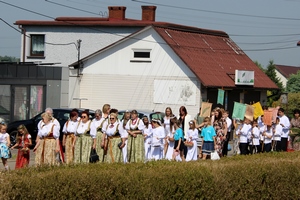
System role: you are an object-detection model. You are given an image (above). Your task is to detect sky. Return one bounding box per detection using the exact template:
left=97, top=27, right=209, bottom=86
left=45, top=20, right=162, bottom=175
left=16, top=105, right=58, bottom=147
left=0, top=0, right=300, bottom=68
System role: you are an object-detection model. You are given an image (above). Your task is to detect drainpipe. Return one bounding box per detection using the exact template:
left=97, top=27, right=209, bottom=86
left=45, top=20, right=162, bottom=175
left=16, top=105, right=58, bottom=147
left=18, top=25, right=26, bottom=62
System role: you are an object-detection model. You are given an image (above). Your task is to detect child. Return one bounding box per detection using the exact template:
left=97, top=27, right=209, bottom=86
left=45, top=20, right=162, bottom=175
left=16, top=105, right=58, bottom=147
left=11, top=124, right=32, bottom=169
left=262, top=125, right=273, bottom=152
left=185, top=120, right=198, bottom=161
left=236, top=118, right=252, bottom=155
left=173, top=118, right=185, bottom=161
left=272, top=117, right=282, bottom=152
left=201, top=117, right=216, bottom=160
left=249, top=120, right=260, bottom=154
left=142, top=116, right=152, bottom=161
left=0, top=123, right=11, bottom=171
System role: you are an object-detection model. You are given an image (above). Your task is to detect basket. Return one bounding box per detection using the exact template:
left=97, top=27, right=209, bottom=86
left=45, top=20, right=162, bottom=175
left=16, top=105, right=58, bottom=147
left=168, top=137, right=175, bottom=142
left=184, top=141, right=193, bottom=147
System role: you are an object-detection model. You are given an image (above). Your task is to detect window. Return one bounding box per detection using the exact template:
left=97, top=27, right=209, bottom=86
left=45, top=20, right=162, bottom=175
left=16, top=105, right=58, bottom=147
left=30, top=35, right=45, bottom=56
left=131, top=49, right=151, bottom=63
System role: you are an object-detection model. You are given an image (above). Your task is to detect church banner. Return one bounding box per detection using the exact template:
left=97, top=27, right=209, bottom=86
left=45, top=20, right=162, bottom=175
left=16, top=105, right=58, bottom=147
left=232, top=102, right=247, bottom=120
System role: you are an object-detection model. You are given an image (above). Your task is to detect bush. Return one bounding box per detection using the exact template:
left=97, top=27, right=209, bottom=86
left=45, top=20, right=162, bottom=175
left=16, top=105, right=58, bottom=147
left=1, top=152, right=300, bottom=199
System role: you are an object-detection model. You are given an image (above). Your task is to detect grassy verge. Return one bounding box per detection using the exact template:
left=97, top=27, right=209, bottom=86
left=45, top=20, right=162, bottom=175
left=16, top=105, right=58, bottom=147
left=1, top=152, right=300, bottom=199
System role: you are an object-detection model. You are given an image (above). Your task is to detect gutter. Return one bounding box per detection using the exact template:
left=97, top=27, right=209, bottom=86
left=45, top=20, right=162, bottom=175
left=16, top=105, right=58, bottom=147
left=18, top=25, right=26, bottom=62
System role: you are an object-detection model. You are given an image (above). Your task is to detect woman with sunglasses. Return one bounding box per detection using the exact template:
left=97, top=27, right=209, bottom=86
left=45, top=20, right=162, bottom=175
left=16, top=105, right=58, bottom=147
left=11, top=124, right=32, bottom=169
left=125, top=110, right=145, bottom=163
left=73, top=111, right=94, bottom=163
left=102, top=113, right=122, bottom=163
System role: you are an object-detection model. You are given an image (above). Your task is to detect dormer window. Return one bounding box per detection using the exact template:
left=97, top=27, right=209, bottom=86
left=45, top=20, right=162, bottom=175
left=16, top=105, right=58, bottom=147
left=131, top=49, right=151, bottom=63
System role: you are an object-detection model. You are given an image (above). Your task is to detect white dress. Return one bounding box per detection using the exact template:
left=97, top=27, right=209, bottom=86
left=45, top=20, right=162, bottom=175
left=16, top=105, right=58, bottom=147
left=143, top=124, right=153, bottom=161
left=185, top=129, right=198, bottom=161
left=151, top=126, right=165, bottom=160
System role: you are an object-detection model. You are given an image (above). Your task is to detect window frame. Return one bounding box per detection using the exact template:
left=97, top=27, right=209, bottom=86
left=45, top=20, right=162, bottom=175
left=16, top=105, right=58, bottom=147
left=130, top=48, right=152, bottom=63
left=30, top=34, right=45, bottom=57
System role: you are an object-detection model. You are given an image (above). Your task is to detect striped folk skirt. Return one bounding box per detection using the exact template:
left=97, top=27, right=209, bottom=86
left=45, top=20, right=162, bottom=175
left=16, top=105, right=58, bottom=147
left=106, top=136, right=122, bottom=163
left=74, top=134, right=92, bottom=164
left=64, top=134, right=75, bottom=164
left=96, top=131, right=105, bottom=163
left=127, top=134, right=145, bottom=163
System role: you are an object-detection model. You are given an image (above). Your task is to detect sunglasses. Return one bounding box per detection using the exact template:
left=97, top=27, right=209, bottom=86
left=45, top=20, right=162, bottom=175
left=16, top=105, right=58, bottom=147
left=82, top=116, right=87, bottom=119
left=110, top=118, right=115, bottom=120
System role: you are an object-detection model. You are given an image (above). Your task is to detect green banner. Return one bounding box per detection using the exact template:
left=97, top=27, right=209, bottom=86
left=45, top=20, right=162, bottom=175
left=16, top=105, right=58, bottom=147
left=217, top=89, right=225, bottom=105
left=232, top=102, right=246, bottom=120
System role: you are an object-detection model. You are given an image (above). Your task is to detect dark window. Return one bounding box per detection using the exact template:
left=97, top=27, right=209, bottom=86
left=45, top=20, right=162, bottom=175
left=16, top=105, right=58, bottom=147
left=30, top=35, right=45, bottom=56
left=134, top=51, right=150, bottom=58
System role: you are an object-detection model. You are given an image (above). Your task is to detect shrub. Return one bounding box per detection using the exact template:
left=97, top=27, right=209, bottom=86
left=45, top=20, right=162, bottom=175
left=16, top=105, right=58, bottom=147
left=1, top=152, right=300, bottom=199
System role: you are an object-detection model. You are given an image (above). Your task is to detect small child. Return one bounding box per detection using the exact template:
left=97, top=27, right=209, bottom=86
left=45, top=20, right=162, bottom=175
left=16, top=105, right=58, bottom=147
left=262, top=125, right=273, bottom=152
left=185, top=120, right=198, bottom=161
left=272, top=117, right=282, bottom=152
left=11, top=124, right=32, bottom=169
left=249, top=120, right=260, bottom=154
left=173, top=118, right=185, bottom=161
left=201, top=117, right=216, bottom=160
left=0, top=123, right=11, bottom=171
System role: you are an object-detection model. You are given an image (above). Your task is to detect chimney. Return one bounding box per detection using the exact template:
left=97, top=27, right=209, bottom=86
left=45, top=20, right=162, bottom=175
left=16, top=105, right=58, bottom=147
left=108, top=6, right=126, bottom=20
left=141, top=6, right=156, bottom=21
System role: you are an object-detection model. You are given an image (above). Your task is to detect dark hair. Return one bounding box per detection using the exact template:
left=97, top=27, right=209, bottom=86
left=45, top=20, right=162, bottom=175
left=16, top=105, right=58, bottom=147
left=278, top=108, right=285, bottom=113
left=293, top=109, right=300, bottom=115
left=214, top=109, right=223, bottom=121
left=71, top=108, right=79, bottom=114
left=70, top=111, right=78, bottom=118
left=110, top=108, right=118, bottom=114
left=81, top=110, right=89, bottom=117
left=179, top=106, right=187, bottom=116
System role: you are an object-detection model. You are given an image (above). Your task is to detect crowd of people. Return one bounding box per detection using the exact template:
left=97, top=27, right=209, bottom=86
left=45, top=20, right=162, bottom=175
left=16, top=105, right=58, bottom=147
left=0, top=104, right=299, bottom=170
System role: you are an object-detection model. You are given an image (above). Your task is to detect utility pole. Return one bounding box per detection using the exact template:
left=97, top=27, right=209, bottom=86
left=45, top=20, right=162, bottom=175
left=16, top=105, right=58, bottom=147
left=77, top=39, right=82, bottom=76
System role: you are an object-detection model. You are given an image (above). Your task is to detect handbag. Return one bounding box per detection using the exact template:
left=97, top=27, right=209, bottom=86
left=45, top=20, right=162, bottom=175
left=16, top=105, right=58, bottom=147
left=211, top=150, right=220, bottom=160
left=89, top=148, right=99, bottom=163
left=184, top=141, right=193, bottom=147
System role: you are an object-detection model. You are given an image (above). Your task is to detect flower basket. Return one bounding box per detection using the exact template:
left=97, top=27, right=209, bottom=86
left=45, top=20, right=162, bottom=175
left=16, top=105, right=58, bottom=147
left=184, top=141, right=193, bottom=147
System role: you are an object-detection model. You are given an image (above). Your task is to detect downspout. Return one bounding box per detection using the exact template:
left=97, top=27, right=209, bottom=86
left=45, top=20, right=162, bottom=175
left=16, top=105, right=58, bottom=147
left=18, top=25, right=26, bottom=62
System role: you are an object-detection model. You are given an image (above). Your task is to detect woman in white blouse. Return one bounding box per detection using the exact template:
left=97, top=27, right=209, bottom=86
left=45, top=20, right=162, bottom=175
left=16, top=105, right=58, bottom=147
left=73, top=111, right=95, bottom=163
left=102, top=113, right=122, bottom=163
left=33, top=112, right=62, bottom=165
left=62, top=110, right=79, bottom=164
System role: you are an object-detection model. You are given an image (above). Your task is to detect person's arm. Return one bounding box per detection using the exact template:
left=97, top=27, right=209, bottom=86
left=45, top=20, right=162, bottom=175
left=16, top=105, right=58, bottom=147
left=6, top=134, right=11, bottom=147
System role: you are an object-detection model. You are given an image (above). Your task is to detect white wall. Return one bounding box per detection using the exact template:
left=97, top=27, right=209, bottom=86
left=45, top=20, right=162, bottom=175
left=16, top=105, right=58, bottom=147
left=78, top=28, right=202, bottom=116
left=275, top=70, right=287, bottom=88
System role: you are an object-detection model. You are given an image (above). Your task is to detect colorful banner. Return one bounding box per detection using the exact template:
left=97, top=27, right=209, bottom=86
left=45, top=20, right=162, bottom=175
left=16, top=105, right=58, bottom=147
left=245, top=105, right=254, bottom=121
left=252, top=102, right=264, bottom=120
left=217, top=89, right=225, bottom=105
left=232, top=102, right=247, bottom=120
left=264, top=110, right=273, bottom=126
left=268, top=107, right=279, bottom=123
left=200, top=102, right=213, bottom=117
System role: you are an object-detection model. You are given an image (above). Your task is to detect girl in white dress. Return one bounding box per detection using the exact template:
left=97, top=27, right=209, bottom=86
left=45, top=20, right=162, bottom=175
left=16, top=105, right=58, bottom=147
left=185, top=121, right=198, bottom=161
left=163, top=107, right=173, bottom=158
left=142, top=116, right=152, bottom=161
left=151, top=119, right=165, bottom=161
left=165, top=117, right=175, bottom=160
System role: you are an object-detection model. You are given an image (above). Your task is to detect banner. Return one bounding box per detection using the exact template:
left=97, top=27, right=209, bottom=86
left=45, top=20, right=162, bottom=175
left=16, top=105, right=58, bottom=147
left=217, top=89, right=225, bottom=105
left=200, top=102, right=213, bottom=117
left=264, top=110, right=273, bottom=126
left=252, top=102, right=264, bottom=120
left=245, top=105, right=254, bottom=121
left=232, top=102, right=247, bottom=120
left=268, top=107, right=279, bottom=123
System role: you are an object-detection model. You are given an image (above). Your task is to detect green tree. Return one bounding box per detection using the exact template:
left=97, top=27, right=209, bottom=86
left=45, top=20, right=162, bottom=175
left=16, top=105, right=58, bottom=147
left=264, top=60, right=284, bottom=107
left=0, top=55, right=19, bottom=62
left=254, top=60, right=265, bottom=73
left=287, top=71, right=300, bottom=93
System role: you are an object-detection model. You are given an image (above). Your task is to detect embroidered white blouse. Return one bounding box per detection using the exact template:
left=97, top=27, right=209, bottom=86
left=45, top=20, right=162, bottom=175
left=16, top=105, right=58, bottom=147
left=62, top=120, right=79, bottom=134
left=38, top=122, right=60, bottom=139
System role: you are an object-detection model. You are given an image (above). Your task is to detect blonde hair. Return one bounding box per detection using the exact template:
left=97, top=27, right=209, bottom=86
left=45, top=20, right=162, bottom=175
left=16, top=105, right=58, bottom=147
left=41, top=112, right=52, bottom=121
left=204, top=117, right=211, bottom=125
left=102, top=104, right=111, bottom=114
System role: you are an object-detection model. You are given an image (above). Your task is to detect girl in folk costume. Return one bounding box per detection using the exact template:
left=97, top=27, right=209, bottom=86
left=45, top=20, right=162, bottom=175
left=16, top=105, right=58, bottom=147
left=62, top=110, right=79, bottom=164
left=213, top=108, right=228, bottom=157
left=185, top=121, right=198, bottom=161
left=125, top=110, right=145, bottom=163
left=118, top=110, right=131, bottom=163
left=11, top=125, right=32, bottom=169
left=163, top=107, right=173, bottom=158
left=33, top=113, right=63, bottom=165
left=249, top=120, right=260, bottom=154
left=272, top=117, right=282, bottom=152
left=0, top=123, right=11, bottom=170
left=102, top=113, right=122, bottom=163
left=151, top=119, right=165, bottom=161
left=236, top=117, right=251, bottom=155
left=289, top=109, right=300, bottom=151
left=173, top=118, right=185, bottom=161
left=165, top=117, right=176, bottom=160
left=90, top=109, right=106, bottom=162
left=201, top=117, right=216, bottom=160
left=142, top=116, right=152, bottom=161
left=73, top=111, right=95, bottom=163
left=262, top=125, right=273, bottom=152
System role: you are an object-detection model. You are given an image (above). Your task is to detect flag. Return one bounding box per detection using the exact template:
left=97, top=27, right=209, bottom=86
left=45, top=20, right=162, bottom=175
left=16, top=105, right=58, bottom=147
left=217, top=89, right=225, bottom=105
left=264, top=110, right=273, bottom=126
left=252, top=102, right=264, bottom=120
left=245, top=104, right=254, bottom=121
left=232, top=102, right=247, bottom=120
left=200, top=102, right=213, bottom=117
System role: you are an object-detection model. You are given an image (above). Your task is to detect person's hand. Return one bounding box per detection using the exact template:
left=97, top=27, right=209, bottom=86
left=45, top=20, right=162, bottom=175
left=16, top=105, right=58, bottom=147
left=133, top=134, right=137, bottom=138
left=101, top=141, right=104, bottom=148
left=176, top=147, right=179, bottom=151
left=10, top=146, right=14, bottom=150
left=92, top=143, right=96, bottom=149
left=120, top=143, right=125, bottom=149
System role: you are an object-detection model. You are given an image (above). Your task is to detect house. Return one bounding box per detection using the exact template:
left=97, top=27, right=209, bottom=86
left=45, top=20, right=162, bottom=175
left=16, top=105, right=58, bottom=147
left=11, top=5, right=278, bottom=118
left=275, top=64, right=300, bottom=88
